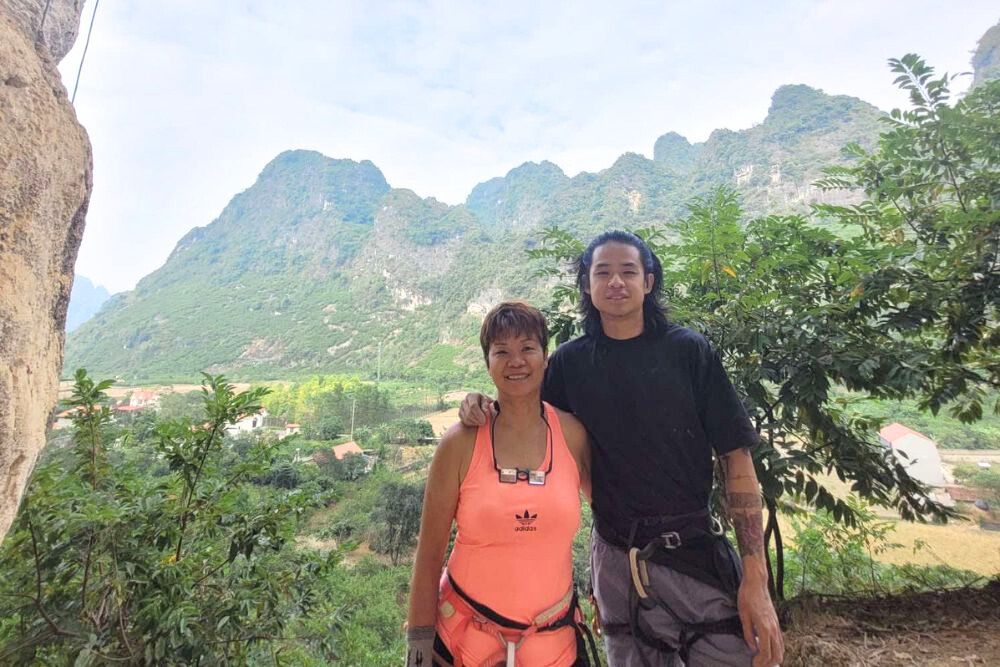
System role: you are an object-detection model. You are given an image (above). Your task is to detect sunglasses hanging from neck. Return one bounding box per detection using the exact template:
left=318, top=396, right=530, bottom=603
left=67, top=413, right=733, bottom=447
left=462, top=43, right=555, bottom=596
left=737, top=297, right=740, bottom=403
left=490, top=401, right=553, bottom=486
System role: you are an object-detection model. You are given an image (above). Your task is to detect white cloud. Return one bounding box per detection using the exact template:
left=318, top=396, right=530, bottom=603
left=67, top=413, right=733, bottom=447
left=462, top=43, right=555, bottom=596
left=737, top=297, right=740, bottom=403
left=59, top=0, right=999, bottom=292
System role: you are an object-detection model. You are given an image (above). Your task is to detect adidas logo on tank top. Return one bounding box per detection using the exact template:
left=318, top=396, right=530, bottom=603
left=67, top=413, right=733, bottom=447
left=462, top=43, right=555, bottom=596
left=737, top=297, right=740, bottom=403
left=515, top=509, right=538, bottom=532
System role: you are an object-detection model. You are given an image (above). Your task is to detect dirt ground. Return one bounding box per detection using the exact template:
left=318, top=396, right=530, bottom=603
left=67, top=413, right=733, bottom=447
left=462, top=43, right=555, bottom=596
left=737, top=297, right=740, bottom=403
left=782, top=580, right=1000, bottom=666
left=422, top=406, right=460, bottom=436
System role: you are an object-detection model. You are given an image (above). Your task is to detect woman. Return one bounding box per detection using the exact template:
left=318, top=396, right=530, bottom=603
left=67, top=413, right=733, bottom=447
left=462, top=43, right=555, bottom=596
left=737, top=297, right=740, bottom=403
left=406, top=301, right=592, bottom=666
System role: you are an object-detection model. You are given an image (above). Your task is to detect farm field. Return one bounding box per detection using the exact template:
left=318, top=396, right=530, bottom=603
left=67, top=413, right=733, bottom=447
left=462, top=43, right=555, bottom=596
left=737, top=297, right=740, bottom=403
left=802, top=450, right=1000, bottom=577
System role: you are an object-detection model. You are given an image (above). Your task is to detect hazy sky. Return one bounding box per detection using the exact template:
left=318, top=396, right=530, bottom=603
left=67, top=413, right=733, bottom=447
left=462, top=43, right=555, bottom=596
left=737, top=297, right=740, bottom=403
left=59, top=1, right=998, bottom=293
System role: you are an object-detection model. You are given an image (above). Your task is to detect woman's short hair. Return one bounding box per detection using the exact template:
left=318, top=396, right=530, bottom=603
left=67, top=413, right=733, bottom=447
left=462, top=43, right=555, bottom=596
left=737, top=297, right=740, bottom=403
left=479, top=301, right=549, bottom=365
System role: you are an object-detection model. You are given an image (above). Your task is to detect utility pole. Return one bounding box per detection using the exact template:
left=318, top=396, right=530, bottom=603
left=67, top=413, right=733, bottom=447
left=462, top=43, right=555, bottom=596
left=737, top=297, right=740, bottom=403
left=350, top=398, right=356, bottom=441
left=377, top=341, right=382, bottom=383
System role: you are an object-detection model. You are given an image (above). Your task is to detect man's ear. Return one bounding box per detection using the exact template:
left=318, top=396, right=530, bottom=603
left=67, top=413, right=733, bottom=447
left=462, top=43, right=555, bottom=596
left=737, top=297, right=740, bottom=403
left=643, top=273, right=654, bottom=294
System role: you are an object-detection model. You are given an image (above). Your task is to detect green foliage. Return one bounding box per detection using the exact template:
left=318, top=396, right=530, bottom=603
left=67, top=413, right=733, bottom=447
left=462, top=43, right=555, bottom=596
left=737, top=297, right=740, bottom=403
left=156, top=390, right=205, bottom=420
left=312, top=559, right=410, bottom=665
left=0, top=371, right=337, bottom=664
left=321, top=452, right=370, bottom=482
left=814, top=55, right=999, bottom=422
left=572, top=503, right=595, bottom=593
left=952, top=463, right=1000, bottom=502
left=783, top=498, right=979, bottom=597
left=371, top=479, right=426, bottom=566
left=305, top=414, right=345, bottom=441
left=265, top=376, right=392, bottom=437
left=840, top=391, right=1000, bottom=449
left=318, top=470, right=395, bottom=544
left=376, top=418, right=435, bottom=444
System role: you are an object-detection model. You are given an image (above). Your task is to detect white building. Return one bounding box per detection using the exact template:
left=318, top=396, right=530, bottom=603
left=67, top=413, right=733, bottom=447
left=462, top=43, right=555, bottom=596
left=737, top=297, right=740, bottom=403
left=224, top=408, right=269, bottom=437
left=879, top=422, right=947, bottom=487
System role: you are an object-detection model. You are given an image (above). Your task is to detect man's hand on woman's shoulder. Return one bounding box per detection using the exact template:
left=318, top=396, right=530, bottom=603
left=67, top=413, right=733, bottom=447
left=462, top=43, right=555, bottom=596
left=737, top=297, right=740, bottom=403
left=458, top=392, right=495, bottom=427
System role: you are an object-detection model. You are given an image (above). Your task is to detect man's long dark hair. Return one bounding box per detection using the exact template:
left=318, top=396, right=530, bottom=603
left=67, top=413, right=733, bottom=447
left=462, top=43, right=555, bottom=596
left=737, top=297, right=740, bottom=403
left=575, top=230, right=669, bottom=338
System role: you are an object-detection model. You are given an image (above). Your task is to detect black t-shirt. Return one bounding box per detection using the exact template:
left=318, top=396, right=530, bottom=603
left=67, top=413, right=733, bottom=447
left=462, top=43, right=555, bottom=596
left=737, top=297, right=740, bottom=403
left=542, top=323, right=758, bottom=537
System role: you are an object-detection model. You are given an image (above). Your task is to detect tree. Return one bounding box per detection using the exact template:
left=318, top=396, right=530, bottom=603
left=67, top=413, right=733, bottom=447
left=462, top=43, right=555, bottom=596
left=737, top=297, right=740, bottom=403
left=529, top=55, right=997, bottom=599
left=0, top=371, right=337, bottom=663
left=306, top=413, right=346, bottom=441
left=371, top=479, right=425, bottom=565
left=156, top=390, right=205, bottom=420
left=813, top=55, right=999, bottom=422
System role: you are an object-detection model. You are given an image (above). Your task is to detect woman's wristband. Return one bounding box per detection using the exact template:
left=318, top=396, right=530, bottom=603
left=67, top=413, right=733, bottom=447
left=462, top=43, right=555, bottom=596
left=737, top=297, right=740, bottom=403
left=407, top=625, right=435, bottom=641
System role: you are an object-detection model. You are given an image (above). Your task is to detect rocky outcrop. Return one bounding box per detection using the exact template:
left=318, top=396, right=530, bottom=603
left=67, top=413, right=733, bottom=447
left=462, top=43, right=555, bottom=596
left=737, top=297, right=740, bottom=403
left=0, top=0, right=91, bottom=544
left=972, top=21, right=1000, bottom=88
left=3, top=0, right=85, bottom=62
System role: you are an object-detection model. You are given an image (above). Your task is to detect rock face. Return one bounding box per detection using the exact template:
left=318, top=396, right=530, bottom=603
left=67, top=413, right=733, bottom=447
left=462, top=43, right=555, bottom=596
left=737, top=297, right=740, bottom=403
left=0, top=0, right=91, bottom=544
left=3, top=0, right=85, bottom=62
left=972, top=21, right=1000, bottom=88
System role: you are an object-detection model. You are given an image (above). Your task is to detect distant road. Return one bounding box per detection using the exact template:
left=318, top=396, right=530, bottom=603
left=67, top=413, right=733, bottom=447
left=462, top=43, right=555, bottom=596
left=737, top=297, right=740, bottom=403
left=57, top=381, right=253, bottom=400
left=940, top=449, right=1000, bottom=463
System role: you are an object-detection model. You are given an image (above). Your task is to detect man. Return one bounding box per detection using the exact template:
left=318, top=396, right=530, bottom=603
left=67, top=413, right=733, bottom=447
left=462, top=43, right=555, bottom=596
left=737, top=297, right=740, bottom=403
left=460, top=230, right=783, bottom=666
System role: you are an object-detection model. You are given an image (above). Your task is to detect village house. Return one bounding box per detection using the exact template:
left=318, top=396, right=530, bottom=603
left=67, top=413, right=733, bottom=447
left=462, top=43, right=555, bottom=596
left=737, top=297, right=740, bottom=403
left=879, top=423, right=948, bottom=487
left=51, top=406, right=82, bottom=430
left=128, top=389, right=161, bottom=409
left=331, top=441, right=364, bottom=460
left=224, top=408, right=269, bottom=437
left=311, top=441, right=375, bottom=474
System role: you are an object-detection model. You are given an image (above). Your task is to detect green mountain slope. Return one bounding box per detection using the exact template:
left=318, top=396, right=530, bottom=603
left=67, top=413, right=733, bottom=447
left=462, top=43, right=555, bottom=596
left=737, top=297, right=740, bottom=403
left=65, top=84, right=883, bottom=384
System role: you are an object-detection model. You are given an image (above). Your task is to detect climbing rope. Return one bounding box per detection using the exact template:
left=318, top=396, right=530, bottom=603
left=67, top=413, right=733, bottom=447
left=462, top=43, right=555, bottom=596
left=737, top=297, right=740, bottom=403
left=71, top=0, right=101, bottom=104
left=36, top=0, right=53, bottom=42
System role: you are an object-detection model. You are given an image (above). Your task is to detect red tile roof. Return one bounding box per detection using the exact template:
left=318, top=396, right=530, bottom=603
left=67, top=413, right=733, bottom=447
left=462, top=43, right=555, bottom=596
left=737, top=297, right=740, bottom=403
left=331, top=441, right=364, bottom=460
left=879, top=422, right=930, bottom=444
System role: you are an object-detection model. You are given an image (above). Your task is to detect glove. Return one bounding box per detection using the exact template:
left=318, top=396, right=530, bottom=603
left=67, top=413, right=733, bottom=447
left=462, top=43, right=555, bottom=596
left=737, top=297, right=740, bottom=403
left=405, top=625, right=436, bottom=667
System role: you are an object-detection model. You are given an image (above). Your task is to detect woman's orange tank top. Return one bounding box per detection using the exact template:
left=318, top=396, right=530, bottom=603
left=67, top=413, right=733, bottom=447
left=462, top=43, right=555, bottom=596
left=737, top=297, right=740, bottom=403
left=446, top=401, right=581, bottom=621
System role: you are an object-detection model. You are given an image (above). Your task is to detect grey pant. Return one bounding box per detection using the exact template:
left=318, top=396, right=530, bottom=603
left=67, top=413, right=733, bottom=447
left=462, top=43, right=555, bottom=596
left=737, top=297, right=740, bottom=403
left=590, top=528, right=753, bottom=667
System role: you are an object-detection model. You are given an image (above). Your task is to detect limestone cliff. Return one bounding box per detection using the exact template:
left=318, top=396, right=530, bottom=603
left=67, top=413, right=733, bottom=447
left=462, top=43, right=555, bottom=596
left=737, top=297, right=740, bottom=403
left=0, top=0, right=91, bottom=544
left=972, top=21, right=1000, bottom=88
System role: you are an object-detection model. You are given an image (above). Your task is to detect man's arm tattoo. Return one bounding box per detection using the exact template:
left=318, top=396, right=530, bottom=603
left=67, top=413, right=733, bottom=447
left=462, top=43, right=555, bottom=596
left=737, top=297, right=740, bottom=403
left=727, top=491, right=764, bottom=557
left=728, top=492, right=763, bottom=509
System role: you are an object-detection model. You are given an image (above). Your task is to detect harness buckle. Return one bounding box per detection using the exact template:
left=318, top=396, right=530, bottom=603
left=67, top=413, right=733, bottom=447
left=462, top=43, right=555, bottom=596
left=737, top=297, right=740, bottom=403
left=710, top=515, right=725, bottom=536
left=661, top=531, right=681, bottom=549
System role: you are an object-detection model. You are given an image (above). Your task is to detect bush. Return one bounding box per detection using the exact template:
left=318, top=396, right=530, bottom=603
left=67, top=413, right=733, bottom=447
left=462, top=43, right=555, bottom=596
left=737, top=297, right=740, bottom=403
left=783, top=497, right=979, bottom=597
left=305, top=414, right=346, bottom=441
left=0, top=371, right=337, bottom=663
left=952, top=464, right=1000, bottom=502
left=377, top=418, right=435, bottom=444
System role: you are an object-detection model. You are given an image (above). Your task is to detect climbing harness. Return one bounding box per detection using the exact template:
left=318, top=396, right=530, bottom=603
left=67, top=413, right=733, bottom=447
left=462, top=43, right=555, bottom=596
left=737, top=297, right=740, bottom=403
left=597, top=508, right=745, bottom=666
left=437, top=572, right=600, bottom=666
